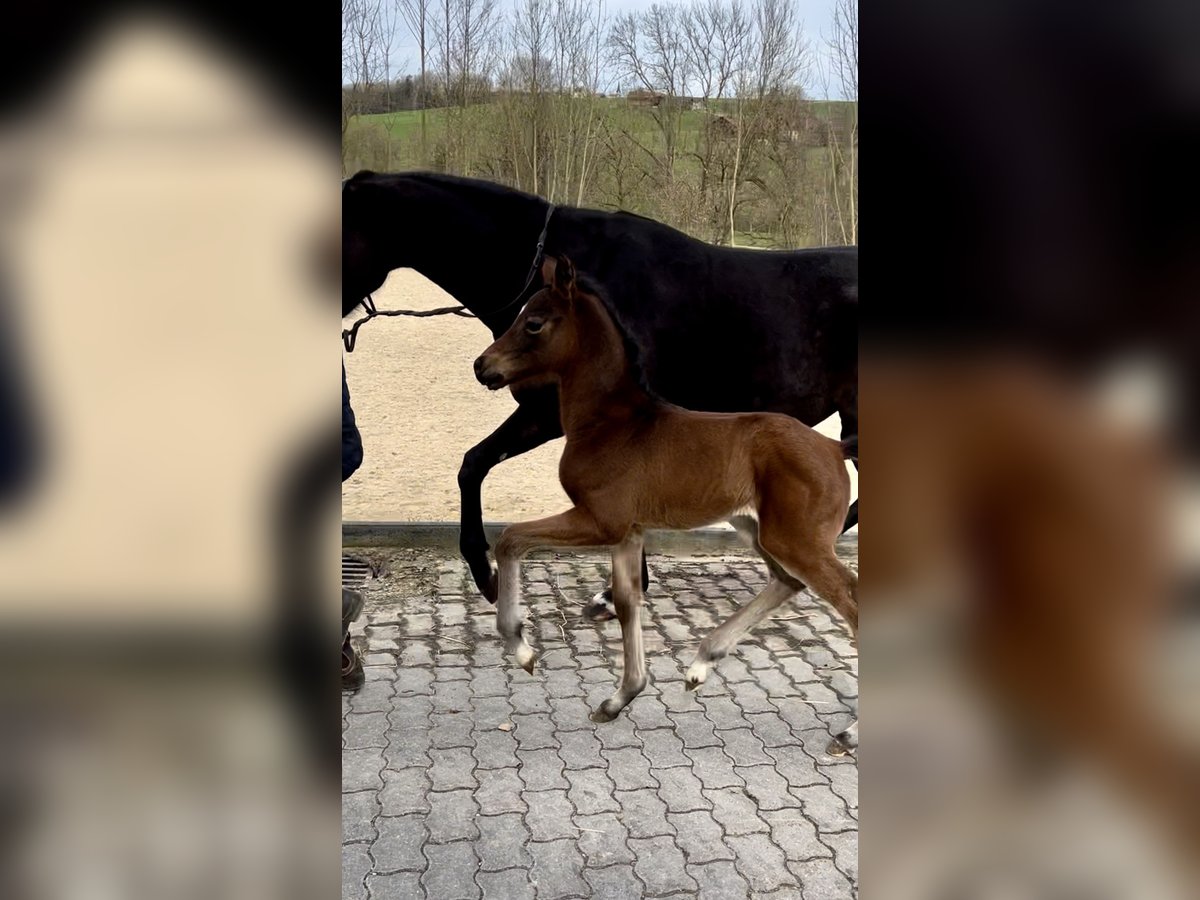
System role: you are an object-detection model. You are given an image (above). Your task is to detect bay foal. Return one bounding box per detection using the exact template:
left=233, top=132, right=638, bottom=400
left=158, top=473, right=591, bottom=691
left=474, top=257, right=859, bottom=747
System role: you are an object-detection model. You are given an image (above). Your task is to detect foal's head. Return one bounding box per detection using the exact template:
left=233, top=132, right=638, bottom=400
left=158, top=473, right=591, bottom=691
left=474, top=256, right=585, bottom=390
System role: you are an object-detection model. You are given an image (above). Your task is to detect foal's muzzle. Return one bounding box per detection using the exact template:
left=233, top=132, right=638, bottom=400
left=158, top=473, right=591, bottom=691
left=474, top=354, right=506, bottom=390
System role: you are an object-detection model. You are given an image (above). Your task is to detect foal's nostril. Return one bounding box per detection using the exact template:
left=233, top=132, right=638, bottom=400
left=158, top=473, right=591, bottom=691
left=473, top=356, right=488, bottom=380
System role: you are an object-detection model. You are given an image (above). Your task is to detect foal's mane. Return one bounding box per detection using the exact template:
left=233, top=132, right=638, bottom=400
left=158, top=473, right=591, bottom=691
left=572, top=274, right=660, bottom=401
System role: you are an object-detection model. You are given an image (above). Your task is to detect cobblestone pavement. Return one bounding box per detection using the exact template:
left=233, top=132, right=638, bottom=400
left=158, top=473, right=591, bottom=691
left=343, top=547, right=858, bottom=899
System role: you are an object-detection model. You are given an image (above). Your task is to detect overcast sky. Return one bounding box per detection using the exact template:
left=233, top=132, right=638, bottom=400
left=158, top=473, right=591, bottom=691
left=385, top=0, right=850, bottom=100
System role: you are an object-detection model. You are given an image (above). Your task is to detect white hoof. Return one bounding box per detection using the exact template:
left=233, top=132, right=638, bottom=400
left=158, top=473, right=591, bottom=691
left=515, top=642, right=537, bottom=674
left=684, top=661, right=708, bottom=691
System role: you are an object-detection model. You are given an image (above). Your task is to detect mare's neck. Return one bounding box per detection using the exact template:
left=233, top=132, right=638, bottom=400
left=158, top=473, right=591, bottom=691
left=557, top=294, right=652, bottom=436
left=399, top=178, right=551, bottom=333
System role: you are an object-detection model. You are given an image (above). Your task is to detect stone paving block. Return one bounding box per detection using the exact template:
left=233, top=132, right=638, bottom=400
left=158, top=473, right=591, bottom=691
left=629, top=836, right=698, bottom=896
left=557, top=728, right=607, bottom=770
left=343, top=791, right=380, bottom=844
left=699, top=695, right=749, bottom=731
left=512, top=712, right=560, bottom=750
left=669, top=710, right=720, bottom=749
left=584, top=864, right=644, bottom=899
left=653, top=766, right=712, bottom=813
left=528, top=838, right=589, bottom=899
left=594, top=714, right=640, bottom=750
left=726, top=833, right=798, bottom=892
left=379, top=769, right=431, bottom=815
left=342, top=841, right=372, bottom=900
left=744, top=711, right=798, bottom=749
left=509, top=682, right=551, bottom=714
left=471, top=728, right=519, bottom=770
left=685, top=746, right=745, bottom=790
left=516, top=748, right=568, bottom=790
left=366, top=871, right=423, bottom=900
left=525, top=789, right=578, bottom=842
left=717, top=727, right=773, bottom=766
left=603, top=748, right=657, bottom=790
left=344, top=711, right=389, bottom=750
left=819, top=830, right=858, bottom=881
left=468, top=694, right=513, bottom=729
left=791, top=784, right=857, bottom=834
left=566, top=767, right=620, bottom=815
left=426, top=789, right=480, bottom=843
left=468, top=667, right=506, bottom=700
left=689, top=860, right=751, bottom=899
left=384, top=726, right=433, bottom=770
left=789, top=857, right=854, bottom=899
left=614, top=788, right=674, bottom=838
left=474, top=767, right=527, bottom=815
left=545, top=668, right=586, bottom=699
left=707, top=788, right=769, bottom=836
left=639, top=727, right=690, bottom=768
left=668, top=811, right=735, bottom=864
left=737, top=765, right=800, bottom=811
left=627, top=694, right=673, bottom=730
left=761, top=810, right=830, bottom=862
left=574, top=812, right=635, bottom=867
left=388, top=697, right=433, bottom=731
left=727, top=679, right=776, bottom=714
left=429, top=746, right=478, bottom=791
left=549, top=696, right=593, bottom=731
left=477, top=869, right=535, bottom=900
left=431, top=680, right=472, bottom=714
left=343, top=748, right=386, bottom=792
left=429, top=712, right=474, bottom=749
left=421, top=842, right=480, bottom=900
left=371, top=815, right=428, bottom=872
left=476, top=813, right=532, bottom=871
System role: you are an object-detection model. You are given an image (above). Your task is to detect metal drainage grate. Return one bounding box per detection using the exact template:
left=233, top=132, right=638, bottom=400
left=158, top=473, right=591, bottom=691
left=342, top=556, right=372, bottom=590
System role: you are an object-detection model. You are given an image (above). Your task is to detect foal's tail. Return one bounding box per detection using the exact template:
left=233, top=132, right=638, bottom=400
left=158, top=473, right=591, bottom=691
left=839, top=436, right=858, bottom=533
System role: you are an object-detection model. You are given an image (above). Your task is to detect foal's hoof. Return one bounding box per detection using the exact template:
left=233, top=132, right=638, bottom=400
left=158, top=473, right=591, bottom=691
left=589, top=702, right=620, bottom=723
left=684, top=662, right=708, bottom=692
left=827, top=730, right=858, bottom=757
left=515, top=644, right=537, bottom=674
left=583, top=590, right=617, bottom=622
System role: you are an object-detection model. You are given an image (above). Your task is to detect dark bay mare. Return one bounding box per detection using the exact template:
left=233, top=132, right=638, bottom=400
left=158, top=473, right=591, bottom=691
left=342, top=170, right=858, bottom=613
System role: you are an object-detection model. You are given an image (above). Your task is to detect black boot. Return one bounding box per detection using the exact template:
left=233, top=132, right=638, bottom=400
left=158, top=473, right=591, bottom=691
left=341, top=587, right=365, bottom=693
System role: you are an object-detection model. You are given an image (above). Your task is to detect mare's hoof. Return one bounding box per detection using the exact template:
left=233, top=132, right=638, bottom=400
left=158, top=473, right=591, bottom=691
left=590, top=705, right=619, bottom=723
left=483, top=570, right=499, bottom=605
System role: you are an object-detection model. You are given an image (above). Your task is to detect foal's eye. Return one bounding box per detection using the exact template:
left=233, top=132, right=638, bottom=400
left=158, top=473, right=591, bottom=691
left=525, top=319, right=545, bottom=335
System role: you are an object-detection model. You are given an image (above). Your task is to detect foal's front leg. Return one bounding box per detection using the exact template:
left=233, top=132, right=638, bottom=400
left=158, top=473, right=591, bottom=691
left=493, top=508, right=611, bottom=672
left=591, top=530, right=648, bottom=722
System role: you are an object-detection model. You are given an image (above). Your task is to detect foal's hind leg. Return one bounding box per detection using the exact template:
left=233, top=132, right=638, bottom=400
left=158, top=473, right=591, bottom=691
left=591, top=530, right=648, bottom=722
left=762, top=538, right=860, bottom=754
left=685, top=578, right=798, bottom=690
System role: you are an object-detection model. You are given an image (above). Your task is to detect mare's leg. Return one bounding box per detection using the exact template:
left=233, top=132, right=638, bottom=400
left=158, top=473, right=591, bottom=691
left=458, top=393, right=562, bottom=601
left=839, top=404, right=859, bottom=533
left=592, top=530, right=649, bottom=722
left=493, top=507, right=614, bottom=672
left=685, top=576, right=798, bottom=691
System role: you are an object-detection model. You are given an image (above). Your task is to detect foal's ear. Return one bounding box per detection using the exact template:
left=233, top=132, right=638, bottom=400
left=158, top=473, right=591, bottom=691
left=540, top=256, right=557, bottom=287
left=554, top=255, right=578, bottom=296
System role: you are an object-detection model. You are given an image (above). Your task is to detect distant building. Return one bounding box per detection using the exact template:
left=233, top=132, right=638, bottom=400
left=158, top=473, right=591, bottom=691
left=627, top=88, right=664, bottom=107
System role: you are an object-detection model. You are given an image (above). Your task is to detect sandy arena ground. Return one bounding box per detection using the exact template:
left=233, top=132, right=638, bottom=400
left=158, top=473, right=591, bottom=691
left=342, top=270, right=857, bottom=525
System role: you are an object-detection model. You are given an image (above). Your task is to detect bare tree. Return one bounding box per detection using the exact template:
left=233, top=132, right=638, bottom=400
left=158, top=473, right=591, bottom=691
left=343, top=0, right=397, bottom=171
left=399, top=0, right=432, bottom=164
left=823, top=0, right=857, bottom=243
left=609, top=3, right=692, bottom=184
